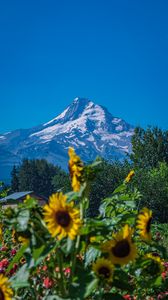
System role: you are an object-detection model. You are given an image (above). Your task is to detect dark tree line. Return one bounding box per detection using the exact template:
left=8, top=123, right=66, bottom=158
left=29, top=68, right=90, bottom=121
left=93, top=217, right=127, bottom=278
left=11, top=159, right=70, bottom=197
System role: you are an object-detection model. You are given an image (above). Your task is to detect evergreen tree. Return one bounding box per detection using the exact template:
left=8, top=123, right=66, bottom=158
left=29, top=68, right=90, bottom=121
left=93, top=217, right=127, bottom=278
left=11, top=165, right=19, bottom=192
left=17, top=158, right=69, bottom=197
left=35, top=159, right=55, bottom=197
left=52, top=169, right=70, bottom=193
left=19, top=159, right=33, bottom=191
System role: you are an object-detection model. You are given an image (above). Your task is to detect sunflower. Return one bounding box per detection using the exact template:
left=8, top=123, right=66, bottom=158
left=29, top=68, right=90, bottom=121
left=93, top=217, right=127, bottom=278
left=143, top=253, right=164, bottom=277
left=68, top=147, right=84, bottom=192
left=137, top=208, right=152, bottom=241
left=0, top=274, right=13, bottom=300
left=125, top=170, right=135, bottom=183
left=102, top=225, right=137, bottom=266
left=43, top=192, right=81, bottom=240
left=92, top=258, right=114, bottom=282
left=18, top=236, right=29, bottom=245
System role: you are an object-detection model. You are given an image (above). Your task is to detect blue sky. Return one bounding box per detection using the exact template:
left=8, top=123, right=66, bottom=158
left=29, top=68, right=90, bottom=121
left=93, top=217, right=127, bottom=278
left=0, top=0, right=168, bottom=133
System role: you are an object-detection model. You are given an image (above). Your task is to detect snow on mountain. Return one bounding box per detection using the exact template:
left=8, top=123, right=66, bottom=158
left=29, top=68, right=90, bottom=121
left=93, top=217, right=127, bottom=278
left=0, top=97, right=134, bottom=179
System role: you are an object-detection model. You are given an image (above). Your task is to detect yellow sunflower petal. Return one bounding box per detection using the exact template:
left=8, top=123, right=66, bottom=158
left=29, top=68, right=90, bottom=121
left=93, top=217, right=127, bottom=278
left=0, top=274, right=13, bottom=300
left=43, top=192, right=81, bottom=240
left=68, top=147, right=84, bottom=192
left=137, top=208, right=152, bottom=241
left=125, top=170, right=135, bottom=183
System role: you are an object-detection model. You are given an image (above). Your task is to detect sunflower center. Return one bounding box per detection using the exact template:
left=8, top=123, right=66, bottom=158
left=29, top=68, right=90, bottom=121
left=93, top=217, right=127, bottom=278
left=98, top=266, right=110, bottom=278
left=0, top=289, right=5, bottom=300
left=145, top=260, right=161, bottom=276
left=152, top=262, right=161, bottom=275
left=146, top=217, right=152, bottom=232
left=112, top=239, right=130, bottom=258
left=56, top=211, right=71, bottom=227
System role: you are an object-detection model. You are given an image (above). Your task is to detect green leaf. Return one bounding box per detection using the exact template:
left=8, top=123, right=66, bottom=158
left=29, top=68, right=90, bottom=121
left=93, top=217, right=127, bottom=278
left=66, top=238, right=75, bottom=254
left=34, top=242, right=58, bottom=266
left=153, top=275, right=162, bottom=287
left=24, top=197, right=38, bottom=208
left=69, top=266, right=95, bottom=299
left=113, top=269, right=133, bottom=292
left=32, top=245, right=45, bottom=261
left=10, top=264, right=29, bottom=289
left=89, top=159, right=102, bottom=168
left=17, top=209, right=30, bottom=231
left=113, top=184, right=126, bottom=194
left=84, top=278, right=98, bottom=298
left=123, top=201, right=136, bottom=208
left=117, top=194, right=131, bottom=201
left=85, top=247, right=101, bottom=267
left=66, top=191, right=80, bottom=203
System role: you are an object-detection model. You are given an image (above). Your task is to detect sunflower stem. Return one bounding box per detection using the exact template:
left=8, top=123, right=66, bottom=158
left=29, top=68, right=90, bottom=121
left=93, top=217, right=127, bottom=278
left=98, top=283, right=104, bottom=300
left=57, top=249, right=66, bottom=297
left=80, top=200, right=84, bottom=220
left=69, top=199, right=84, bottom=285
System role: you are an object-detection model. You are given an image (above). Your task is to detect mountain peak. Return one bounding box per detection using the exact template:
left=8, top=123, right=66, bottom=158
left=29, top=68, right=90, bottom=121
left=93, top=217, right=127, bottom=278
left=44, top=97, right=95, bottom=127
left=0, top=97, right=134, bottom=179
left=72, top=97, right=92, bottom=105
left=32, top=97, right=133, bottom=150
left=66, top=97, right=95, bottom=120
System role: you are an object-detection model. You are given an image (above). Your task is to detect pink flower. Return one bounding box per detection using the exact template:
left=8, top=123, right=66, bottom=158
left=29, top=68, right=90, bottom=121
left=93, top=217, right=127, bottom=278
left=64, top=267, right=71, bottom=275
left=157, top=292, right=168, bottom=299
left=0, top=246, right=8, bottom=251
left=164, top=262, right=168, bottom=270
left=42, top=265, right=47, bottom=271
left=123, top=295, right=132, bottom=300
left=11, top=249, right=17, bottom=256
left=43, top=277, right=53, bottom=289
left=0, top=259, right=9, bottom=268
left=161, top=272, right=167, bottom=280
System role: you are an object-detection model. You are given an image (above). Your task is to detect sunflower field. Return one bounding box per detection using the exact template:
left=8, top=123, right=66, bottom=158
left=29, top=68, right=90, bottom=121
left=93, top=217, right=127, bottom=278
left=0, top=148, right=168, bottom=300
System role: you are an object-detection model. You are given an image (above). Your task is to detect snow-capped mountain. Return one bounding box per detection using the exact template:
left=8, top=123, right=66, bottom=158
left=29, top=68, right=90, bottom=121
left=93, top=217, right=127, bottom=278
left=0, top=97, right=134, bottom=179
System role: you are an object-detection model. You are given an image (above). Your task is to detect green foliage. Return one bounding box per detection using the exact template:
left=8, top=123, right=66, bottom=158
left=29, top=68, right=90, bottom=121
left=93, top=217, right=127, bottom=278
left=11, top=159, right=69, bottom=197
left=132, top=162, right=168, bottom=222
left=88, top=159, right=131, bottom=216
left=129, top=126, right=168, bottom=223
left=0, top=181, right=10, bottom=198
left=130, top=126, right=168, bottom=169
left=52, top=169, right=71, bottom=193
